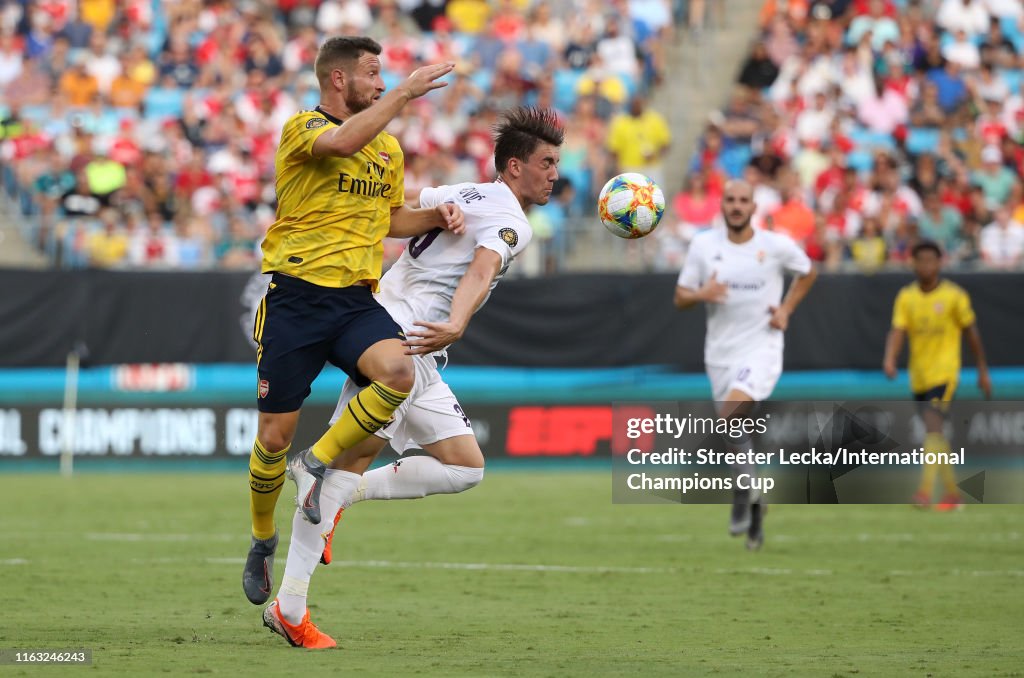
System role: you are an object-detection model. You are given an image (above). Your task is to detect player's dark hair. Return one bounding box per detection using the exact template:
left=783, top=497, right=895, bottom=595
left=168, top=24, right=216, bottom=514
left=493, top=107, right=565, bottom=173
left=314, top=36, right=382, bottom=84
left=911, top=239, right=943, bottom=258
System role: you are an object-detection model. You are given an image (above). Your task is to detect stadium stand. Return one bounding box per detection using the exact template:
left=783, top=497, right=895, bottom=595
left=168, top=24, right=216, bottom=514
left=0, top=0, right=681, bottom=273
left=657, top=0, right=1024, bottom=272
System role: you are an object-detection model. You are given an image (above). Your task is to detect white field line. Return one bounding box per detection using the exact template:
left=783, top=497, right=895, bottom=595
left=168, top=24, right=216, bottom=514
left=26, top=530, right=1013, bottom=545
left=8, top=555, right=1021, bottom=578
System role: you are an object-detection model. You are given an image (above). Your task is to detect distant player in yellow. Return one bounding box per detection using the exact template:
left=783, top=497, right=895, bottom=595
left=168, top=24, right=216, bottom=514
left=243, top=36, right=464, bottom=616
left=883, top=240, right=992, bottom=511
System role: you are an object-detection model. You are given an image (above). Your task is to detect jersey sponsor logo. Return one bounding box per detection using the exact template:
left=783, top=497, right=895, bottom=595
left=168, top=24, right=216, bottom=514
left=258, top=379, right=270, bottom=398
left=337, top=171, right=392, bottom=198
left=499, top=227, right=519, bottom=248
left=305, top=117, right=328, bottom=129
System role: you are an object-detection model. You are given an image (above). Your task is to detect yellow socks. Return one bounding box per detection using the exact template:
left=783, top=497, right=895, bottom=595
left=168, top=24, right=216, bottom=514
left=919, top=432, right=955, bottom=497
left=249, top=438, right=289, bottom=540
left=311, top=381, right=409, bottom=465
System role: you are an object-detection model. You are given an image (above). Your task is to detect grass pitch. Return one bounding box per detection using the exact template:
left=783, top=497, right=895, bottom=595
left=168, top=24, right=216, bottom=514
left=2, top=469, right=1022, bottom=676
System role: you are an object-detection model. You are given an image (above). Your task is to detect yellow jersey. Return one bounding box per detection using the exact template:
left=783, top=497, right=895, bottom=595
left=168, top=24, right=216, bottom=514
left=262, top=107, right=405, bottom=290
left=892, top=279, right=976, bottom=393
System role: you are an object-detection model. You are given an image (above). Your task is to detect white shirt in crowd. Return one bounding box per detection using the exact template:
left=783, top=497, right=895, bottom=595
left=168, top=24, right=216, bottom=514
left=937, top=0, right=992, bottom=37
left=980, top=219, right=1024, bottom=268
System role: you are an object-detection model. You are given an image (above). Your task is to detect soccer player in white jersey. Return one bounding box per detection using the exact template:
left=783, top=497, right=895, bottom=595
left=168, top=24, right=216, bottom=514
left=262, top=106, right=564, bottom=648
left=674, top=179, right=817, bottom=550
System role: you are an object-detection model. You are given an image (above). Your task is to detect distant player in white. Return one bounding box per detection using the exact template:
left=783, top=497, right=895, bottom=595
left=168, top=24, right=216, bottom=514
left=674, top=179, right=817, bottom=550
left=264, top=107, right=564, bottom=647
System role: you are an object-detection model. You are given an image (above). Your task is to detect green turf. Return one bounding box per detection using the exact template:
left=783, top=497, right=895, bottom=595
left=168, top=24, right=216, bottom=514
left=1, top=472, right=1022, bottom=677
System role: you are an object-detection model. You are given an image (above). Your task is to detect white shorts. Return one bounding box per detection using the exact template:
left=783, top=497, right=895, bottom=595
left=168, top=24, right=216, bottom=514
left=706, top=352, right=782, bottom=403
left=330, top=354, right=474, bottom=455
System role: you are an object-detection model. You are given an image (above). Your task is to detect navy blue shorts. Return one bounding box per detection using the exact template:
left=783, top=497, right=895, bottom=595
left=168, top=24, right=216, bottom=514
left=914, top=383, right=956, bottom=417
left=253, top=273, right=404, bottom=413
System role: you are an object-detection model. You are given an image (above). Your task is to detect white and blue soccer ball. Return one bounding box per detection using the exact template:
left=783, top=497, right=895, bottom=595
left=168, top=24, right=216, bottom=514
left=598, top=172, right=666, bottom=239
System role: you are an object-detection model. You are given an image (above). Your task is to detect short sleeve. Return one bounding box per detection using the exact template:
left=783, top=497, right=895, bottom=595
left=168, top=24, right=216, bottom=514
left=417, top=185, right=444, bottom=210
left=778, top=233, right=812, bottom=275
left=285, top=111, right=334, bottom=161
left=676, top=238, right=704, bottom=290
left=476, top=219, right=533, bottom=267
left=954, top=288, right=976, bottom=328
left=892, top=290, right=909, bottom=330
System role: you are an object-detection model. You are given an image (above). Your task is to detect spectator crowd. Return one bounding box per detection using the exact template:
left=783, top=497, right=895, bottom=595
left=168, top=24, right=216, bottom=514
left=659, top=0, right=1024, bottom=272
left=0, top=0, right=678, bottom=272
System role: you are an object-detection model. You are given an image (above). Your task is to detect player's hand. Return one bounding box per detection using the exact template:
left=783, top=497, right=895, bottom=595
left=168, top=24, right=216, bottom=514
left=398, top=62, right=455, bottom=100
left=978, top=366, right=992, bottom=400
left=403, top=320, right=464, bottom=355
left=768, top=305, right=790, bottom=331
left=438, top=202, right=465, bottom=235
left=699, top=272, right=728, bottom=304
left=883, top=359, right=897, bottom=380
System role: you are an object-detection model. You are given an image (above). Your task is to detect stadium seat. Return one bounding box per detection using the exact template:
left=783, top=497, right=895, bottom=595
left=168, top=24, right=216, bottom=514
left=1001, top=69, right=1024, bottom=96
left=905, top=127, right=941, bottom=156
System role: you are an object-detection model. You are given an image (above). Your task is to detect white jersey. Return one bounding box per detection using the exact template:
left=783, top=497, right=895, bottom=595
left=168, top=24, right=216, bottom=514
left=677, top=228, right=812, bottom=368
left=377, top=180, right=533, bottom=335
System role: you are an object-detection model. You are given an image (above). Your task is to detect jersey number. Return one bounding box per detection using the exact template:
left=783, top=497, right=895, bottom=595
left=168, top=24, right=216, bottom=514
left=409, top=227, right=443, bottom=259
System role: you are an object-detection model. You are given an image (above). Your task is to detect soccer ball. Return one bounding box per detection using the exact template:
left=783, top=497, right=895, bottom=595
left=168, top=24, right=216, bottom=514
left=598, top=173, right=666, bottom=239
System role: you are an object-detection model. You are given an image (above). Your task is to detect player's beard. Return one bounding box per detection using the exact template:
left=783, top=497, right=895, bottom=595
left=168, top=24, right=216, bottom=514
left=345, top=82, right=375, bottom=114
left=724, top=212, right=752, bottom=232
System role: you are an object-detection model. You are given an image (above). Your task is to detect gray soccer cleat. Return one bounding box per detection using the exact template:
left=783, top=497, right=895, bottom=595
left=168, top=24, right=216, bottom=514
left=746, top=501, right=767, bottom=551
left=729, top=488, right=752, bottom=536
left=288, top=449, right=327, bottom=525
left=243, top=531, right=278, bottom=605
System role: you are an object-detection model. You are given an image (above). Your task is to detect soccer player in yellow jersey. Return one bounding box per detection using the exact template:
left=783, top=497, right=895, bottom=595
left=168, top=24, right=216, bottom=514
left=883, top=240, right=992, bottom=511
left=243, top=36, right=464, bottom=608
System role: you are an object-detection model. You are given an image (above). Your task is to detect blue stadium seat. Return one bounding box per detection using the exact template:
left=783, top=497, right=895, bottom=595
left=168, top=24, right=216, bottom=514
left=469, top=67, right=494, bottom=95
left=719, top=144, right=752, bottom=178
left=1002, top=69, right=1024, bottom=95
left=846, top=149, right=874, bottom=172
left=1001, top=16, right=1024, bottom=52
left=848, top=127, right=896, bottom=151
left=905, top=127, right=941, bottom=155
left=143, top=87, right=185, bottom=119
left=553, top=70, right=582, bottom=113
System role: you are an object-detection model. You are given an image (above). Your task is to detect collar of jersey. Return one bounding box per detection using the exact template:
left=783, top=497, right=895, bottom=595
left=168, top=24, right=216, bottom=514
left=314, top=106, right=343, bottom=125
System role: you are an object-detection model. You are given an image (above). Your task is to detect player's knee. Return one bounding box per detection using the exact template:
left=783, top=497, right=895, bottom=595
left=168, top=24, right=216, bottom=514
left=374, top=358, right=415, bottom=394
left=258, top=431, right=291, bottom=455
left=447, top=464, right=484, bottom=493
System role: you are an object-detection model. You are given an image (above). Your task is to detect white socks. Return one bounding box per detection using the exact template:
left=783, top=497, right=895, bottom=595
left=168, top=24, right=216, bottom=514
left=348, top=456, right=483, bottom=504
left=276, top=460, right=483, bottom=624
left=277, top=469, right=360, bottom=624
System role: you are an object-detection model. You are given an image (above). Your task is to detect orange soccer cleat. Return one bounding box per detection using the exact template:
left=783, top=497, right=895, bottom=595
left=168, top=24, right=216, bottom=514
left=262, top=600, right=337, bottom=649
left=319, top=508, right=345, bottom=565
left=911, top=491, right=931, bottom=509
left=934, top=493, right=964, bottom=512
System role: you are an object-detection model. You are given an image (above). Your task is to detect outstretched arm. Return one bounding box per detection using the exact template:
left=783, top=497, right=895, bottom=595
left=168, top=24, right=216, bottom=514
left=388, top=203, right=464, bottom=238
left=312, top=63, right=454, bottom=158
left=403, top=247, right=503, bottom=355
